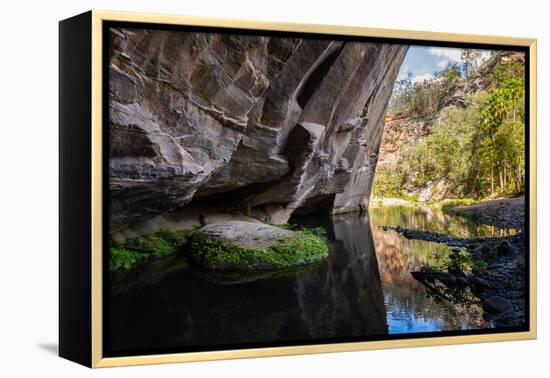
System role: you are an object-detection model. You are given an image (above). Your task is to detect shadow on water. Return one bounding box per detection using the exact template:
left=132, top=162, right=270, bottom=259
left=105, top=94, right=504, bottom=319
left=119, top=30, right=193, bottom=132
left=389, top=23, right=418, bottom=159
left=108, top=207, right=499, bottom=354
left=109, top=213, right=387, bottom=355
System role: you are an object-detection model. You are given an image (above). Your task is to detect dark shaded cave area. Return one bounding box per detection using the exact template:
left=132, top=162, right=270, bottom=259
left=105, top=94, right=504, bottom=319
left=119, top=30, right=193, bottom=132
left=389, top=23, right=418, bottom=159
left=292, top=194, right=337, bottom=216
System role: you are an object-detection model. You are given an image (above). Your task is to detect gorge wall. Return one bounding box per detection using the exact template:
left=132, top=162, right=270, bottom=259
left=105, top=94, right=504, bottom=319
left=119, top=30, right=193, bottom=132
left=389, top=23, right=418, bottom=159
left=108, top=27, right=407, bottom=237
left=375, top=51, right=525, bottom=202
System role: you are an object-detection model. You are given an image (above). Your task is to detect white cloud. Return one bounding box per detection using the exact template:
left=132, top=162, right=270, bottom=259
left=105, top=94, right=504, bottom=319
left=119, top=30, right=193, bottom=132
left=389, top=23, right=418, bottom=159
left=429, top=48, right=492, bottom=74
left=429, top=47, right=462, bottom=62
left=430, top=47, right=492, bottom=68
left=411, top=73, right=435, bottom=84
left=436, top=59, right=449, bottom=70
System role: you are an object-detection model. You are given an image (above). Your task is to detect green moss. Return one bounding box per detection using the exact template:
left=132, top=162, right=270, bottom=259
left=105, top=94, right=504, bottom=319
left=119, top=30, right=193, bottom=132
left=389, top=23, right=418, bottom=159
left=109, top=230, right=188, bottom=272
left=472, top=259, right=489, bottom=270
left=109, top=246, right=151, bottom=271
left=126, top=230, right=188, bottom=255
left=191, top=229, right=328, bottom=271
left=270, top=223, right=294, bottom=230
left=271, top=224, right=327, bottom=239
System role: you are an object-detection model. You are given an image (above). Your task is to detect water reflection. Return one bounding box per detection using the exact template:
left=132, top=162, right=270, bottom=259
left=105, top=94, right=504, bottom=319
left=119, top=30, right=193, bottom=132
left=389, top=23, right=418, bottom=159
left=300, top=210, right=492, bottom=335
left=108, top=213, right=387, bottom=355
left=369, top=207, right=500, bottom=332
left=369, top=206, right=516, bottom=237
left=108, top=207, right=502, bottom=355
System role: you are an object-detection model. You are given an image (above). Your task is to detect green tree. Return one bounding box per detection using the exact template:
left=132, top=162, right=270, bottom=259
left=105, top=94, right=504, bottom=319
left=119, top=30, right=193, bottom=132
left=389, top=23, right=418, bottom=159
left=374, top=51, right=525, bottom=201
left=461, top=49, right=483, bottom=79
left=399, top=101, right=478, bottom=196
left=479, top=79, right=524, bottom=195
left=489, top=60, right=525, bottom=89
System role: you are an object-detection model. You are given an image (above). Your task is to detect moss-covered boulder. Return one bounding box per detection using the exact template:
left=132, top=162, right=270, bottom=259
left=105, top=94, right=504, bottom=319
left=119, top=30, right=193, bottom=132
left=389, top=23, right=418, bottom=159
left=190, top=221, right=328, bottom=271
left=109, top=230, right=188, bottom=271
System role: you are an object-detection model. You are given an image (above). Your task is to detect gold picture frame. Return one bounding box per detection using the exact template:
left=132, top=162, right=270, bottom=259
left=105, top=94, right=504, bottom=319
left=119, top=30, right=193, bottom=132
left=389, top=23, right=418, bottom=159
left=59, top=9, right=537, bottom=368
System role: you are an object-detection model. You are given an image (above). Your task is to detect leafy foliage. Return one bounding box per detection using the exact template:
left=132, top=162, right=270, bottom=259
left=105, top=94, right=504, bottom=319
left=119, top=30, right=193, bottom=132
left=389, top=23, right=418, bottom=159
left=388, top=62, right=461, bottom=115
left=109, top=246, right=151, bottom=271
left=477, top=79, right=525, bottom=195
left=374, top=52, right=525, bottom=200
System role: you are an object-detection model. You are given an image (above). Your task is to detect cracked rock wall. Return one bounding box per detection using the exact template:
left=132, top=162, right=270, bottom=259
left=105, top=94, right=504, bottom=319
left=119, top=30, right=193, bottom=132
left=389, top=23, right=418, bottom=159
left=108, top=27, right=407, bottom=232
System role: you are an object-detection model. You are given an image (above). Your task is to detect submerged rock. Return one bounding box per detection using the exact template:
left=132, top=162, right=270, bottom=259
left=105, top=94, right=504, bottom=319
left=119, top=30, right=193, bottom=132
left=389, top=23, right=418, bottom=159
left=404, top=227, right=525, bottom=327
left=189, top=221, right=328, bottom=270
left=471, top=244, right=490, bottom=259
left=484, top=295, right=513, bottom=314
left=498, top=240, right=518, bottom=256
left=448, top=264, right=465, bottom=277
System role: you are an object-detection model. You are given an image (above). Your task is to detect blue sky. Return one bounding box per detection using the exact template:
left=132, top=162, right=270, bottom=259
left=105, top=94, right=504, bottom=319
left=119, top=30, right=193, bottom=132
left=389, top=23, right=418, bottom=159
left=398, top=46, right=491, bottom=84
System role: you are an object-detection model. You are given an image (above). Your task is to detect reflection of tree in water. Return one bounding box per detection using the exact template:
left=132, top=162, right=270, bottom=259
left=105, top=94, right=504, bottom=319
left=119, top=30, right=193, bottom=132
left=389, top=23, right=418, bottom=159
left=109, top=209, right=496, bottom=353
left=414, top=274, right=481, bottom=307
left=369, top=206, right=515, bottom=238
left=369, top=209, right=490, bottom=331
left=372, top=226, right=450, bottom=283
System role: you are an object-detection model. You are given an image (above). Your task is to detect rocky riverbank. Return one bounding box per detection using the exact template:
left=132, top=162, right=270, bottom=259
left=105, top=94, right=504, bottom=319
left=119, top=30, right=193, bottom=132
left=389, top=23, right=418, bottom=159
left=383, top=225, right=526, bottom=328
left=446, top=196, right=525, bottom=229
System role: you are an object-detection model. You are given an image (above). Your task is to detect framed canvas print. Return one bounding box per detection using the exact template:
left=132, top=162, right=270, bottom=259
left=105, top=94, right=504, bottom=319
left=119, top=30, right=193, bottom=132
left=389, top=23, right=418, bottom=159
left=59, top=10, right=537, bottom=368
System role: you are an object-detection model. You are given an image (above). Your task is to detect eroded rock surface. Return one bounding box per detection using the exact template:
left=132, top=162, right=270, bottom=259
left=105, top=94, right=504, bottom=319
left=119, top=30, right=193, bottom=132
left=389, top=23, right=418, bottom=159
left=109, top=27, right=407, bottom=232
left=192, top=221, right=296, bottom=250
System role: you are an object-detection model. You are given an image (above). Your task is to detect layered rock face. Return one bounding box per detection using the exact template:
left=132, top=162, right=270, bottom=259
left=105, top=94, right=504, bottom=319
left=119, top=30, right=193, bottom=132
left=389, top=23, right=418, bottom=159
left=109, top=27, right=407, bottom=233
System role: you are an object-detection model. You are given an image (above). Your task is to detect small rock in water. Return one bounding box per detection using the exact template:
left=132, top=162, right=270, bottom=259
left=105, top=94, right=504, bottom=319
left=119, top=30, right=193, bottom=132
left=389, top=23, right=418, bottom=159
left=470, top=277, right=490, bottom=288
left=190, top=221, right=328, bottom=270
left=498, top=241, right=517, bottom=256
left=451, top=247, right=461, bottom=253
left=472, top=244, right=490, bottom=258
left=448, top=264, right=465, bottom=277
left=484, top=296, right=512, bottom=313
left=488, top=262, right=504, bottom=270
left=436, top=272, right=457, bottom=286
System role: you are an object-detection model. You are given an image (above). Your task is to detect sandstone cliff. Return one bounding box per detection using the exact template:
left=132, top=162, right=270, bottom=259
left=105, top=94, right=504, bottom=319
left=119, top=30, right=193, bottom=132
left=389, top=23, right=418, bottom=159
left=376, top=51, right=525, bottom=201
left=108, top=27, right=407, bottom=235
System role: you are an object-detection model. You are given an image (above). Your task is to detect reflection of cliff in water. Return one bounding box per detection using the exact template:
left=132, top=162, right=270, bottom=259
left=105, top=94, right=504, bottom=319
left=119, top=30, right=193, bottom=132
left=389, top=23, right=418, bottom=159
left=108, top=214, right=388, bottom=355
left=292, top=214, right=387, bottom=338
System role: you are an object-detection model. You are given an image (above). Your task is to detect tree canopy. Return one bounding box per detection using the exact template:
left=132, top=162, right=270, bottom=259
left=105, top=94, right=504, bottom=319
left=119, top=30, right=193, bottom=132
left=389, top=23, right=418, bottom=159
left=373, top=51, right=525, bottom=201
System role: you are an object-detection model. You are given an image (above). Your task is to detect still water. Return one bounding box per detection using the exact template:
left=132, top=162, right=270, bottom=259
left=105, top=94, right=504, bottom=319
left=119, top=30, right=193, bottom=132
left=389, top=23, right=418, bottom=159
left=108, top=206, right=512, bottom=355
